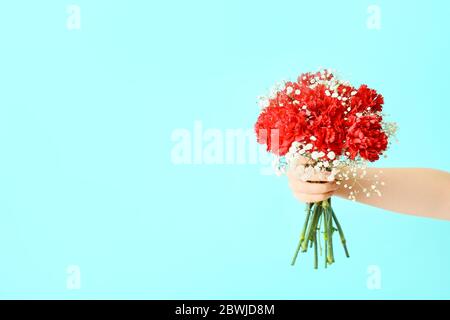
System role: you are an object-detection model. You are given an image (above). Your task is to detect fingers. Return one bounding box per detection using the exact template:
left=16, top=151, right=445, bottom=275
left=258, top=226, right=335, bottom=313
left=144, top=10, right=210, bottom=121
left=293, top=191, right=335, bottom=203
left=287, top=169, right=339, bottom=204
left=287, top=170, right=336, bottom=190
left=289, top=179, right=339, bottom=194
left=307, top=171, right=332, bottom=182
left=295, top=156, right=312, bottom=165
left=287, top=167, right=332, bottom=182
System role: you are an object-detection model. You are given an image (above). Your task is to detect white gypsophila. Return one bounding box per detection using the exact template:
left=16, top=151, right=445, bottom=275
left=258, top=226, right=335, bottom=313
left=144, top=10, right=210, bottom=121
left=280, top=140, right=386, bottom=200
left=257, top=96, right=270, bottom=109
left=286, top=86, right=293, bottom=95
left=311, top=151, right=320, bottom=160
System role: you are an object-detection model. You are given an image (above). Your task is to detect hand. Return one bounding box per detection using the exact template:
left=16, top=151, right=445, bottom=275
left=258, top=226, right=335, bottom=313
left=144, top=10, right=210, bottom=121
left=287, top=157, right=340, bottom=203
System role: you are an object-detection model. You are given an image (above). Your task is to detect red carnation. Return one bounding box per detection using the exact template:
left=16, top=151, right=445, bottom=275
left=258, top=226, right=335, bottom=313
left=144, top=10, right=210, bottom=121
left=350, top=84, right=384, bottom=114
left=306, top=111, right=347, bottom=156
left=344, top=114, right=388, bottom=161
left=255, top=105, right=307, bottom=156
left=255, top=71, right=389, bottom=162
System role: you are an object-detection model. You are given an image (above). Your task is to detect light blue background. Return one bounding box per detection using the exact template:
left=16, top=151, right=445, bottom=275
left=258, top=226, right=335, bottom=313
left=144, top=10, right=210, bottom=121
left=0, top=0, right=449, bottom=299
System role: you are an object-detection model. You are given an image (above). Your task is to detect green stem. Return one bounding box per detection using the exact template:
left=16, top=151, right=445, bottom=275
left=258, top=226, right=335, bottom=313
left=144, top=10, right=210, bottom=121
left=323, top=201, right=329, bottom=268
left=313, top=229, right=318, bottom=269
left=325, top=205, right=334, bottom=264
left=291, top=203, right=312, bottom=266
left=302, top=203, right=320, bottom=252
left=317, top=212, right=323, bottom=256
left=331, top=207, right=350, bottom=258
left=291, top=199, right=349, bottom=269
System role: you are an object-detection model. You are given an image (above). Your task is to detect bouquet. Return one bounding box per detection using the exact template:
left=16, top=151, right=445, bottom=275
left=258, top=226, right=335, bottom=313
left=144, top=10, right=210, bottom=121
left=254, top=69, right=397, bottom=269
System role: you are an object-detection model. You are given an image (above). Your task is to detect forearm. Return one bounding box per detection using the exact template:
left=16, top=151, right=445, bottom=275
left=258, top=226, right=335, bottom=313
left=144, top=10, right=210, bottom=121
left=335, top=168, right=450, bottom=220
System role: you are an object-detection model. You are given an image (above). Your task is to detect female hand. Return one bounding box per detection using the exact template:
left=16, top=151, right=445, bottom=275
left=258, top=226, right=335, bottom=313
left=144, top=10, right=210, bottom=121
left=287, top=157, right=340, bottom=203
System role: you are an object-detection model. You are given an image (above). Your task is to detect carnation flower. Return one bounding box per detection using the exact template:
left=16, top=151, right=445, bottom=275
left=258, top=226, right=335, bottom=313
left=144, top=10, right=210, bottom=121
left=345, top=114, right=388, bottom=161
left=349, top=84, right=384, bottom=114
left=255, top=105, right=307, bottom=156
left=255, top=71, right=391, bottom=163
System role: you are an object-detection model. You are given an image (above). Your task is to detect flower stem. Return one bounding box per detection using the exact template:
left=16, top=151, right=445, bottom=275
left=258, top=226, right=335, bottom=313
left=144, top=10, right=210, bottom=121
left=331, top=207, right=350, bottom=258
left=291, top=198, right=350, bottom=269
left=317, top=212, right=323, bottom=256
left=303, top=203, right=321, bottom=252
left=291, top=203, right=312, bottom=266
left=324, top=204, right=334, bottom=264
left=313, top=229, right=318, bottom=269
left=323, top=201, right=329, bottom=268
